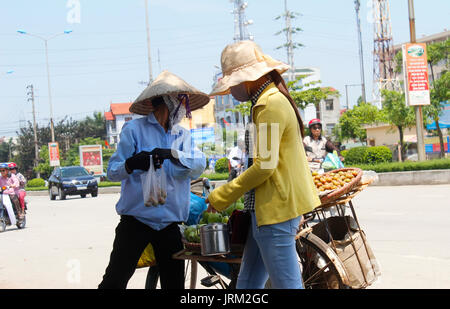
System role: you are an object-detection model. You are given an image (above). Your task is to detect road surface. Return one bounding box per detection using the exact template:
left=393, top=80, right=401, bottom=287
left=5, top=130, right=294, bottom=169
left=1, top=185, right=449, bottom=289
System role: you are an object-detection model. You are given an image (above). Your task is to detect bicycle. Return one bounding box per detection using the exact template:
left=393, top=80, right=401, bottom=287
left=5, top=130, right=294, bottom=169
left=143, top=182, right=349, bottom=289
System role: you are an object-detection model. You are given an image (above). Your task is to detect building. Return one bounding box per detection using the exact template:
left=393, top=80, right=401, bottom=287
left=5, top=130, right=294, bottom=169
left=317, top=90, right=342, bottom=137
left=364, top=123, right=417, bottom=147
left=364, top=123, right=419, bottom=161
left=179, top=98, right=216, bottom=130
left=104, top=102, right=142, bottom=147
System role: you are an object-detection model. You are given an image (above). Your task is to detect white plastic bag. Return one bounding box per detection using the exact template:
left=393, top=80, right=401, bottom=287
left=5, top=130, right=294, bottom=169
left=155, top=165, right=167, bottom=205
left=141, top=155, right=168, bottom=207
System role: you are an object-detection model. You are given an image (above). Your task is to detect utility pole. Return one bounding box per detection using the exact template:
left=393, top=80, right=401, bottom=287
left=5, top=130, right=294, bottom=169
left=275, top=0, right=302, bottom=82
left=372, top=0, right=397, bottom=108
left=145, top=0, right=153, bottom=84
left=232, top=0, right=253, bottom=42
left=284, top=0, right=294, bottom=82
left=408, top=0, right=426, bottom=161
left=354, top=0, right=367, bottom=104
left=27, top=85, right=40, bottom=178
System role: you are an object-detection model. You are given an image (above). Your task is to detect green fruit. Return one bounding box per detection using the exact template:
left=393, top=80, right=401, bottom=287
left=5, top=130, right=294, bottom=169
left=235, top=203, right=244, bottom=210
left=222, top=216, right=229, bottom=224
left=208, top=213, right=222, bottom=224
left=201, top=211, right=210, bottom=222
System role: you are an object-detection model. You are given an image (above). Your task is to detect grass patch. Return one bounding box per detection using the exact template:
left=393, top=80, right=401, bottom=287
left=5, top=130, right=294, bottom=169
left=25, top=186, right=48, bottom=191
left=348, top=158, right=450, bottom=173
left=98, top=181, right=121, bottom=187
left=200, top=172, right=229, bottom=181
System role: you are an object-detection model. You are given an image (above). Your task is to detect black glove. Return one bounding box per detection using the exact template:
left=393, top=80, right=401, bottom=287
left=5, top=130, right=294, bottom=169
left=149, top=148, right=180, bottom=168
left=125, top=151, right=152, bottom=173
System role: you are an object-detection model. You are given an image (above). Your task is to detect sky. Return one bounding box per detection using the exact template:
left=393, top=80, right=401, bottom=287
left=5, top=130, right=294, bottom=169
left=1, top=0, right=449, bottom=138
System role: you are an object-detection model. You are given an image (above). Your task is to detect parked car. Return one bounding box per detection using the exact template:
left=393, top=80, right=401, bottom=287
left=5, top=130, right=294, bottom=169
left=48, top=166, right=98, bottom=200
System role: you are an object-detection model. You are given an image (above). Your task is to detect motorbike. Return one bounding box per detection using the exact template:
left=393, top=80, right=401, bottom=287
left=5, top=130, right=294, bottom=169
left=0, top=186, right=26, bottom=232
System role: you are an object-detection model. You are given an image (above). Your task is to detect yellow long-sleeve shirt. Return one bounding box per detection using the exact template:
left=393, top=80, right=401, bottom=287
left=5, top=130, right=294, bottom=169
left=208, top=83, right=320, bottom=226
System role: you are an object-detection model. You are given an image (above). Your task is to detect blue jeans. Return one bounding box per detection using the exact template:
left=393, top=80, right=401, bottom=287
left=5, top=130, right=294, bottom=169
left=236, top=212, right=303, bottom=289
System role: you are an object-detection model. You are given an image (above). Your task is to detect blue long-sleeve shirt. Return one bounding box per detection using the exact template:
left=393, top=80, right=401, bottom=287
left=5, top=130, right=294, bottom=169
left=107, top=113, right=206, bottom=230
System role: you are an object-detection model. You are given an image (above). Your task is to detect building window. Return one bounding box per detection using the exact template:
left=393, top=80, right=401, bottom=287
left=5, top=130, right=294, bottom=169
left=325, top=99, right=334, bottom=111
left=326, top=123, right=335, bottom=135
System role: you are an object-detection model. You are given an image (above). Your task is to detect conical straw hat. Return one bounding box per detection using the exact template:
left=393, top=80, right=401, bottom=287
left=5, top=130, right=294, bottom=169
left=130, top=70, right=210, bottom=115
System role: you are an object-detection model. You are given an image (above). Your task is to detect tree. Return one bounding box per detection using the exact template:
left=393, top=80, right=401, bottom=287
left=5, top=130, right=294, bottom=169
left=0, top=138, right=13, bottom=163
left=34, top=145, right=53, bottom=180
left=287, top=77, right=339, bottom=114
left=424, top=71, right=450, bottom=158
left=424, top=39, right=449, bottom=158
left=14, top=112, right=107, bottom=179
left=335, top=102, right=383, bottom=144
left=381, top=89, right=416, bottom=161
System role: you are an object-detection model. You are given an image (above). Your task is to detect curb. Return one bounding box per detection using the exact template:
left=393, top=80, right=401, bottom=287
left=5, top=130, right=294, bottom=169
left=371, top=169, right=450, bottom=186
left=27, top=186, right=122, bottom=196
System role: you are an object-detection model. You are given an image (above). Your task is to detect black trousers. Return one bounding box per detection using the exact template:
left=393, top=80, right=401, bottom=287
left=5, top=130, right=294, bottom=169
left=98, top=215, right=184, bottom=289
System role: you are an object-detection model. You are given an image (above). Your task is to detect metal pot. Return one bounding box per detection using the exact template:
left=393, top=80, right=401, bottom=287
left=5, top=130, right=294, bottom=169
left=200, top=223, right=230, bottom=256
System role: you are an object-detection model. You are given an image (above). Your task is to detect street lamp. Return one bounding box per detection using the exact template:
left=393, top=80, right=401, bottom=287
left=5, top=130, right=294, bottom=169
left=17, top=29, right=73, bottom=142
left=345, top=84, right=363, bottom=109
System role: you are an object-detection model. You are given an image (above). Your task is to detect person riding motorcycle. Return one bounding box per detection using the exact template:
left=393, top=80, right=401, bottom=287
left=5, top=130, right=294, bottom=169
left=0, top=163, right=24, bottom=223
left=303, top=119, right=343, bottom=171
left=8, top=162, right=27, bottom=211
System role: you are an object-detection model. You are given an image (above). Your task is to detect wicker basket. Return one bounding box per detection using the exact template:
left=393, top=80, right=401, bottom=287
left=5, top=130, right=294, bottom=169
left=183, top=239, right=202, bottom=254
left=318, top=168, right=363, bottom=204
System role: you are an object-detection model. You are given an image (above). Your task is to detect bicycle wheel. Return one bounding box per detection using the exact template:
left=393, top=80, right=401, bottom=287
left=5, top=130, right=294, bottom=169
left=145, top=260, right=196, bottom=289
left=297, top=233, right=346, bottom=289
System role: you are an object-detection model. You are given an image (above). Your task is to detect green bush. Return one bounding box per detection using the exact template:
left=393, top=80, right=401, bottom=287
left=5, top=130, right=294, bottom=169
left=214, top=157, right=229, bottom=173
left=340, top=149, right=348, bottom=159
left=27, top=178, right=46, bottom=187
left=344, top=146, right=392, bottom=165
left=349, top=158, right=450, bottom=173
left=344, top=146, right=368, bottom=164
left=364, top=146, right=392, bottom=164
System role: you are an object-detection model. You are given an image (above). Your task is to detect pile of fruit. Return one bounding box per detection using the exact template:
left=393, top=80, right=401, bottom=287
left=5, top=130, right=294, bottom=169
left=183, top=201, right=245, bottom=244
left=312, top=169, right=359, bottom=192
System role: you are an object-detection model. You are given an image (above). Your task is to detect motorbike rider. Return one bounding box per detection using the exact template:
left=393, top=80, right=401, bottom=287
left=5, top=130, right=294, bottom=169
left=8, top=162, right=27, bottom=211
left=0, top=163, right=24, bottom=222
left=303, top=118, right=343, bottom=164
left=227, top=137, right=245, bottom=182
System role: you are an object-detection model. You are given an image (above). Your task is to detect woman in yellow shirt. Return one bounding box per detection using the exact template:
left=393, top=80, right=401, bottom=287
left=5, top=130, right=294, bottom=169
left=206, top=41, right=320, bottom=289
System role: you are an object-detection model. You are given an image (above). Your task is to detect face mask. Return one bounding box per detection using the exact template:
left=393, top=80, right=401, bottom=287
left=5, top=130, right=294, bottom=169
left=230, top=83, right=250, bottom=102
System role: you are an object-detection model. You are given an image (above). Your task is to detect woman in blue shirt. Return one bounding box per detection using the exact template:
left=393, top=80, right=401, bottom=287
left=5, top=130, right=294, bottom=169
left=98, top=71, right=209, bottom=289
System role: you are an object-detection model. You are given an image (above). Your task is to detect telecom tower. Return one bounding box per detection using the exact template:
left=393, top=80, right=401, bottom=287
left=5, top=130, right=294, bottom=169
left=231, top=0, right=253, bottom=42
left=372, top=0, right=399, bottom=108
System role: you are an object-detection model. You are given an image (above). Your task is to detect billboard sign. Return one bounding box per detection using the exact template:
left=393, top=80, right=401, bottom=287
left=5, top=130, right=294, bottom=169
left=79, top=145, right=103, bottom=176
left=48, top=142, right=60, bottom=167
left=190, top=127, right=216, bottom=146
left=402, top=43, right=431, bottom=106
